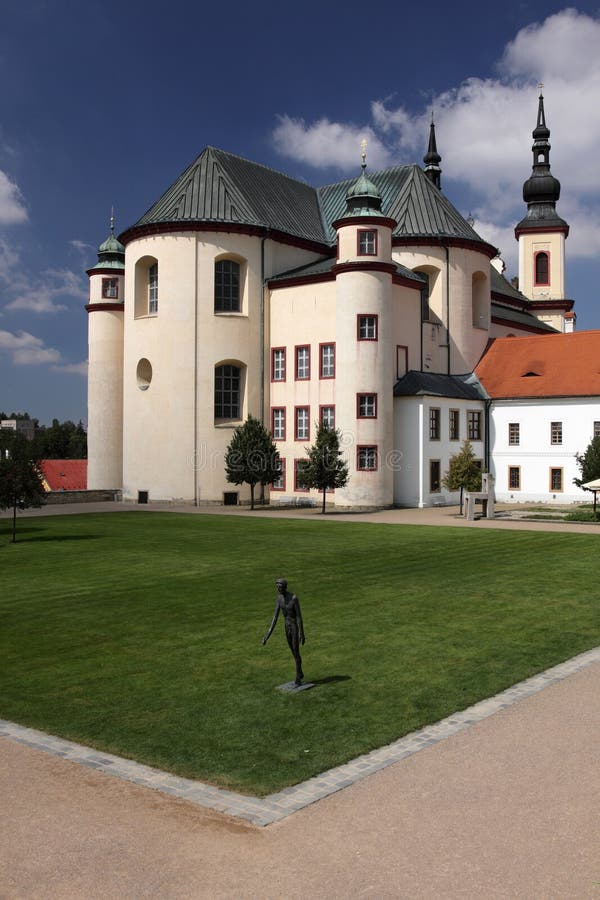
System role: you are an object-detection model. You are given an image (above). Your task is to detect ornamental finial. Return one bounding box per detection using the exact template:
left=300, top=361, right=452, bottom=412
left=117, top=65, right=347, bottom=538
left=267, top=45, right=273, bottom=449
left=361, top=138, right=367, bottom=171
left=110, top=206, right=115, bottom=235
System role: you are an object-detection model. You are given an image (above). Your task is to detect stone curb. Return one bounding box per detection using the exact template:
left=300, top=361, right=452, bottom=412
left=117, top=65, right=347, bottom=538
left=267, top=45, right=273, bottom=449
left=2, top=646, right=598, bottom=827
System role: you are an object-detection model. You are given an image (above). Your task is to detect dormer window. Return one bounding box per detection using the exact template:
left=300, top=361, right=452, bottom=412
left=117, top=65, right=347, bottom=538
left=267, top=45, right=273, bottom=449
left=358, top=229, right=377, bottom=256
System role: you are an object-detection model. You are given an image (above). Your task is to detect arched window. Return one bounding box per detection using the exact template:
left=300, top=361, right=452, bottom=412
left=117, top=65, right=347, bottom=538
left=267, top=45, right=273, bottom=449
left=215, top=260, right=240, bottom=312
left=215, top=364, right=242, bottom=419
left=134, top=256, right=159, bottom=318
left=535, top=252, right=549, bottom=286
left=471, top=271, right=489, bottom=329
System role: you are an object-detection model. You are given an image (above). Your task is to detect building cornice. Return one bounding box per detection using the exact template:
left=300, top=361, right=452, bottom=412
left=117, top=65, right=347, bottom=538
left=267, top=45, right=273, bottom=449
left=332, top=215, right=397, bottom=231
left=528, top=299, right=574, bottom=311
left=86, top=266, right=125, bottom=277
left=514, top=224, right=569, bottom=239
left=333, top=261, right=398, bottom=277
left=85, top=303, right=124, bottom=313
left=392, top=235, right=498, bottom=259
left=119, top=221, right=331, bottom=256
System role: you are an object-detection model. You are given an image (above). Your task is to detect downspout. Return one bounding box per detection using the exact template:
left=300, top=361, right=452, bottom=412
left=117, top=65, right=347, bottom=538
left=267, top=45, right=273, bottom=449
left=445, top=244, right=450, bottom=375
left=194, top=238, right=199, bottom=506
left=259, top=234, right=267, bottom=504
left=484, top=398, right=491, bottom=473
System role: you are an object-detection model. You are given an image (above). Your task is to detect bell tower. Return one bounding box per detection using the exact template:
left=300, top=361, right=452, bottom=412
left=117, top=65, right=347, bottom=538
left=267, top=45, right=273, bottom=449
left=515, top=90, right=573, bottom=330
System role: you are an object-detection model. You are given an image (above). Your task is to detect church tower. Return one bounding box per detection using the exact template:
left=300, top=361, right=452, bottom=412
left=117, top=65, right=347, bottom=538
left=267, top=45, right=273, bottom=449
left=332, top=144, right=397, bottom=507
left=86, top=216, right=124, bottom=490
left=515, top=91, right=573, bottom=330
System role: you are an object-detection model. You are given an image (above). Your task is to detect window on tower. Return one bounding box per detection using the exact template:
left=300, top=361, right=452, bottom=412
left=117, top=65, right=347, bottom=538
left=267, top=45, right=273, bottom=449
left=102, top=277, right=119, bottom=299
left=215, top=259, right=241, bottom=312
left=534, top=251, right=550, bottom=286
left=358, top=229, right=377, bottom=256
left=214, top=363, right=243, bottom=420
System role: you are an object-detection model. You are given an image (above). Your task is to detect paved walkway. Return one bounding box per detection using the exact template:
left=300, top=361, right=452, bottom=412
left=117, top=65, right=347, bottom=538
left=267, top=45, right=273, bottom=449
left=2, top=501, right=599, bottom=896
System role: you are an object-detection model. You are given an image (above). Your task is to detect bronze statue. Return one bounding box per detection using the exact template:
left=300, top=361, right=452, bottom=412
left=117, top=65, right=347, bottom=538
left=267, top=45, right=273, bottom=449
left=262, top=578, right=305, bottom=685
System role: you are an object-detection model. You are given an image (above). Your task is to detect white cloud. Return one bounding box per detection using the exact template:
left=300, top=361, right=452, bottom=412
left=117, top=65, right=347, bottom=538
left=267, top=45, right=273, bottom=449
left=5, top=266, right=87, bottom=314
left=273, top=115, right=393, bottom=172
left=271, top=9, right=600, bottom=265
left=0, top=170, right=27, bottom=224
left=0, top=328, right=62, bottom=365
left=51, top=360, right=88, bottom=376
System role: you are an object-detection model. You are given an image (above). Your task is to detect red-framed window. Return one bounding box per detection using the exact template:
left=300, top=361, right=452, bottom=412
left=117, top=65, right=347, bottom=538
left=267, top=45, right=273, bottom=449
left=357, top=445, right=378, bottom=471
left=271, top=347, right=286, bottom=382
left=534, top=251, right=550, bottom=286
left=357, top=393, right=377, bottom=418
left=295, top=345, right=310, bottom=380
left=357, top=314, right=378, bottom=341
left=319, top=342, right=335, bottom=379
left=272, top=457, right=286, bottom=491
left=101, top=277, right=119, bottom=299
left=320, top=405, right=335, bottom=430
left=271, top=407, right=286, bottom=441
left=294, top=458, right=310, bottom=492
left=295, top=406, right=310, bottom=441
left=357, top=229, right=377, bottom=256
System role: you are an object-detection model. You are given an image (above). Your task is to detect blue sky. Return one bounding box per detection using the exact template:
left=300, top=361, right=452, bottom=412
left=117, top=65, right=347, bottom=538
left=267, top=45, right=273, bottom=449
left=1, top=1, right=599, bottom=425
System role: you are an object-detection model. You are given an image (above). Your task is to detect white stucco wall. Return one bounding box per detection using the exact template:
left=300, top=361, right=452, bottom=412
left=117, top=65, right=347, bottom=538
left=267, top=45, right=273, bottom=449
left=489, top=397, right=599, bottom=503
left=394, top=395, right=486, bottom=507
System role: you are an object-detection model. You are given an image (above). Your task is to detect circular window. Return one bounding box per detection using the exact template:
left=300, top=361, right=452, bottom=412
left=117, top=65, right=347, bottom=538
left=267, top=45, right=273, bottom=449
left=137, top=358, right=152, bottom=391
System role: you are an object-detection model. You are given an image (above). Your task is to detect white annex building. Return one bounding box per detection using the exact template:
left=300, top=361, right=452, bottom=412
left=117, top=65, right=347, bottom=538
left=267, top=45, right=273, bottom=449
left=86, top=94, right=598, bottom=508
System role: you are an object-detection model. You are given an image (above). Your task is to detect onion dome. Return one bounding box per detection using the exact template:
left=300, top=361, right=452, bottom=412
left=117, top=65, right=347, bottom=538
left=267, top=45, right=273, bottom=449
left=343, top=142, right=385, bottom=217
left=423, top=115, right=442, bottom=190
left=516, top=93, right=568, bottom=234
left=88, top=212, right=125, bottom=272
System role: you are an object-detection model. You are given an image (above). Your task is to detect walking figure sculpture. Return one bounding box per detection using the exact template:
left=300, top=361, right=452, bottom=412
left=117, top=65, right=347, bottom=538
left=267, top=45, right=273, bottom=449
left=262, top=579, right=305, bottom=685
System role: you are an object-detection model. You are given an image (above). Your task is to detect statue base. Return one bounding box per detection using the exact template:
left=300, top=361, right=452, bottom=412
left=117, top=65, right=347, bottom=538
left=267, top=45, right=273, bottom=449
left=276, top=681, right=315, bottom=693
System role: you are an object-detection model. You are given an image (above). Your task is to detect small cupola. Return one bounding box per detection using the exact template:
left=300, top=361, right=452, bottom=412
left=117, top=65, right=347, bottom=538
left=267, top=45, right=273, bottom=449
left=88, top=212, right=125, bottom=273
left=343, top=141, right=385, bottom=218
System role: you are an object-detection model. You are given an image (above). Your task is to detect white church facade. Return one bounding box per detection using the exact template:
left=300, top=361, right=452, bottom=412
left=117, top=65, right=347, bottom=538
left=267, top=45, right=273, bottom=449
left=87, top=94, right=598, bottom=508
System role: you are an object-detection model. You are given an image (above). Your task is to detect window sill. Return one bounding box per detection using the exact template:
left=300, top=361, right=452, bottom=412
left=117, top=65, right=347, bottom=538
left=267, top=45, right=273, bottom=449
left=214, top=311, right=246, bottom=318
left=214, top=420, right=243, bottom=429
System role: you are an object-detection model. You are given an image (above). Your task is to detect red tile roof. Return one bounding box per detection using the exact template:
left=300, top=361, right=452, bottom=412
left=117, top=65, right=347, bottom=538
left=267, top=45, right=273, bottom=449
left=40, top=459, right=87, bottom=491
left=475, top=331, right=600, bottom=399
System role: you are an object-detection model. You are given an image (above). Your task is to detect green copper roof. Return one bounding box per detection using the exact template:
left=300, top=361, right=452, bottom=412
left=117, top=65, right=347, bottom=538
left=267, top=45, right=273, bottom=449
left=88, top=221, right=125, bottom=272
left=134, top=147, right=328, bottom=243
left=127, top=148, right=491, bottom=252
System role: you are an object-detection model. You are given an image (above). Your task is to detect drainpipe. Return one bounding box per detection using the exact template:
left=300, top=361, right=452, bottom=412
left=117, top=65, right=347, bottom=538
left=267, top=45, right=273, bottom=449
left=484, top=398, right=492, bottom=473
left=445, top=244, right=450, bottom=375
left=194, top=238, right=199, bottom=506
left=259, top=234, right=267, bottom=504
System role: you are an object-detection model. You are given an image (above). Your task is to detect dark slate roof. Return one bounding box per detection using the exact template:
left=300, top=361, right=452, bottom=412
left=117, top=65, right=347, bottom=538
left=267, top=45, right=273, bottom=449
left=319, top=165, right=486, bottom=245
left=393, top=371, right=488, bottom=400
left=134, top=147, right=328, bottom=244
left=130, top=148, right=492, bottom=252
left=490, top=267, right=527, bottom=302
left=268, top=255, right=427, bottom=285
left=491, top=302, right=557, bottom=332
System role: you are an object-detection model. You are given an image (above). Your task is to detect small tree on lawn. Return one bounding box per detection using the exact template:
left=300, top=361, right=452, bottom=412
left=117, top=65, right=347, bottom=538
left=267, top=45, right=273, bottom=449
left=302, top=423, right=349, bottom=513
left=574, top=434, right=600, bottom=516
left=0, top=429, right=46, bottom=543
left=224, top=414, right=280, bottom=510
left=442, top=440, right=482, bottom=513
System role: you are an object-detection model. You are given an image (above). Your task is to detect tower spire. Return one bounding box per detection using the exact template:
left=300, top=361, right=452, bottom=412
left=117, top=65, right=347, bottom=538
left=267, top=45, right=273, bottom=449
left=516, top=89, right=567, bottom=234
left=423, top=112, right=442, bottom=189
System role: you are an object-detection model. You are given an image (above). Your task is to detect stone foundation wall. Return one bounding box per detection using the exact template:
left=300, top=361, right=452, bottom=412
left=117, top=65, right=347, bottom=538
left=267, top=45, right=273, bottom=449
left=45, top=490, right=121, bottom=505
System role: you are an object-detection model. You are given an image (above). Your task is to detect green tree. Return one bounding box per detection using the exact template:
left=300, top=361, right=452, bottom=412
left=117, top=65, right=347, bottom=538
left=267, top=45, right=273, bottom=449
left=225, top=414, right=280, bottom=510
left=301, top=424, right=349, bottom=513
left=0, top=430, right=46, bottom=543
left=574, top=435, right=600, bottom=517
left=442, top=440, right=483, bottom=513
left=574, top=435, right=600, bottom=487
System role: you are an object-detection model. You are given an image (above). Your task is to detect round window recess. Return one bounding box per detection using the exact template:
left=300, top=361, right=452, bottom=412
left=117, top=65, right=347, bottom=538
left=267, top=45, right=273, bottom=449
left=137, top=358, right=152, bottom=391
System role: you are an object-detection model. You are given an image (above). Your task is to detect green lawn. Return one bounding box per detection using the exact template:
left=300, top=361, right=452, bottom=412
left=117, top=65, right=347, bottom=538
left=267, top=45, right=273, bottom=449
left=1, top=512, right=598, bottom=795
